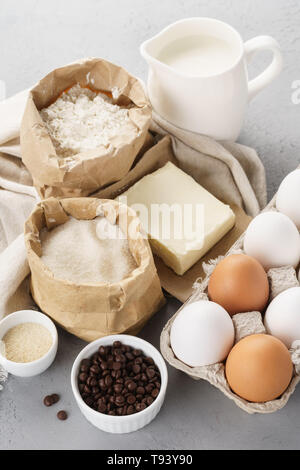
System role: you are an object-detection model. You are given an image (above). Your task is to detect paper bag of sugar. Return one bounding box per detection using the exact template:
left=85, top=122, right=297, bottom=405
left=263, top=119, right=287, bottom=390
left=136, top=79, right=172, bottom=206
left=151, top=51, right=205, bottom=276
left=24, top=197, right=165, bottom=342
left=20, top=58, right=151, bottom=199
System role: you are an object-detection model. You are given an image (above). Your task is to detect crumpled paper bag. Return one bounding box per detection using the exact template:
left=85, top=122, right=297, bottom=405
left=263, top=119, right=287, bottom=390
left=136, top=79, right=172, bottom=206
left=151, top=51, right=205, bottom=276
left=20, top=58, right=151, bottom=199
left=24, top=197, right=165, bottom=342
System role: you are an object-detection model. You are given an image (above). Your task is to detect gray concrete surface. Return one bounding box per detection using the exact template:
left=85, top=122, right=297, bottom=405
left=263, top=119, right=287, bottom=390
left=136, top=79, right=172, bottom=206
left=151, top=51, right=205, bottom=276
left=1, top=0, right=300, bottom=450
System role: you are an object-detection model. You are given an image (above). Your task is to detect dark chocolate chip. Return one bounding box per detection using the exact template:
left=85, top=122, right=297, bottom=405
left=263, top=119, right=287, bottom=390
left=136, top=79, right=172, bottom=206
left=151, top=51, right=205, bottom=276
left=146, top=368, right=156, bottom=379
left=127, top=380, right=137, bottom=391
left=136, top=402, right=146, bottom=412
left=115, top=395, right=125, bottom=406
left=57, top=410, right=67, bottom=421
left=127, top=394, right=136, bottom=405
left=43, top=395, right=54, bottom=407
left=132, top=364, right=141, bottom=374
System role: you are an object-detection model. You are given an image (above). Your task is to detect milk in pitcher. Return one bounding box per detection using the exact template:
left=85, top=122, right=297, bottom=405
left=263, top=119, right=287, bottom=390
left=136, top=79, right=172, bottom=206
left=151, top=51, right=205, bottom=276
left=157, top=35, right=238, bottom=76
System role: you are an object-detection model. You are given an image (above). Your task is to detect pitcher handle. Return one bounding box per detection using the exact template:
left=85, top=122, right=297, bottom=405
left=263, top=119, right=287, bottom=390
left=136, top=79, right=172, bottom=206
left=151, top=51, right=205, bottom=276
left=244, top=36, right=283, bottom=102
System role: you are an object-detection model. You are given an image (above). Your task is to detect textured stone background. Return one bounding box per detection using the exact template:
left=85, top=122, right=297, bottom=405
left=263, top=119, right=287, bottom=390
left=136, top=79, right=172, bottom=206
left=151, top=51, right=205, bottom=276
left=1, top=0, right=300, bottom=450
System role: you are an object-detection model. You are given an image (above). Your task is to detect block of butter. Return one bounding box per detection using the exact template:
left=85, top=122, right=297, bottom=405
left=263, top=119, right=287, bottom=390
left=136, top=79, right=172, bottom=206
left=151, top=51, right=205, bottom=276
left=118, top=162, right=235, bottom=275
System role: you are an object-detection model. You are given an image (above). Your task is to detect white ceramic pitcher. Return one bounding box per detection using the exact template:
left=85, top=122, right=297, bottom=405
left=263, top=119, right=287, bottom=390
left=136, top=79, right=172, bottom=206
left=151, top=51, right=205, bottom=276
left=140, top=18, right=283, bottom=141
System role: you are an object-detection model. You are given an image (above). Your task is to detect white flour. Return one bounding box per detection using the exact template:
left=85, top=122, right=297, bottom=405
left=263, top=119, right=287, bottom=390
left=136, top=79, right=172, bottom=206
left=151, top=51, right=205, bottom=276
left=40, top=84, right=133, bottom=157
left=40, top=216, right=137, bottom=284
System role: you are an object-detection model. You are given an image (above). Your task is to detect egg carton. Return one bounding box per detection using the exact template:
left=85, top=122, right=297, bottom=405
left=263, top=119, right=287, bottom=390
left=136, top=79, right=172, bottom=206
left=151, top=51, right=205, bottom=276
left=160, top=195, right=300, bottom=414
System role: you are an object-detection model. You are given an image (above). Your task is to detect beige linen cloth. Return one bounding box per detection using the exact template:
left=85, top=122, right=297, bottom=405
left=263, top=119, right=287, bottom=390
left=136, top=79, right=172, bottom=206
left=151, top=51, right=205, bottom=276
left=0, top=87, right=267, bottom=388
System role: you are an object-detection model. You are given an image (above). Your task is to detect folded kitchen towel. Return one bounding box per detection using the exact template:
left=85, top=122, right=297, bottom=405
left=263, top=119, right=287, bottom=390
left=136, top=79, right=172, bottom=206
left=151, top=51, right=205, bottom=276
left=151, top=111, right=267, bottom=217
left=0, top=88, right=30, bottom=149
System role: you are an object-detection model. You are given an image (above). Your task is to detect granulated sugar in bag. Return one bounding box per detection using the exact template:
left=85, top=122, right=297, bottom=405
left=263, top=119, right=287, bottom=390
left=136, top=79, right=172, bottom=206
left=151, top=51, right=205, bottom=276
left=40, top=216, right=137, bottom=284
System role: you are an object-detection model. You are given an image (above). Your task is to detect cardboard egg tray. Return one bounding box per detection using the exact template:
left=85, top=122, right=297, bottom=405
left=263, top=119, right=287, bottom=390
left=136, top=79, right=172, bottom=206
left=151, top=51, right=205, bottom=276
left=160, top=194, right=300, bottom=414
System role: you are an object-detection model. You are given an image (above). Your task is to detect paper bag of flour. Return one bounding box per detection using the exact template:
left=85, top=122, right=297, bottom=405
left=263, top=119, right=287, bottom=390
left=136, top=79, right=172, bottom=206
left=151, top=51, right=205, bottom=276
left=20, top=58, right=151, bottom=199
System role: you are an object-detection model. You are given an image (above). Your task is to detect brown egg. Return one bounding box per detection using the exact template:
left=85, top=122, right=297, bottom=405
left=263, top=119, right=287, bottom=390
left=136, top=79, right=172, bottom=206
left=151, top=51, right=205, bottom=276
left=208, top=254, right=269, bottom=316
left=225, top=334, right=293, bottom=403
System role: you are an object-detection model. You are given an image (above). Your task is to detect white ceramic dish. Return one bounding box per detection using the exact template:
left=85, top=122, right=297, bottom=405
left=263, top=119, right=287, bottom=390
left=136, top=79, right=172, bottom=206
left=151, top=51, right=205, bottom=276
left=0, top=310, right=58, bottom=377
left=71, top=334, right=168, bottom=434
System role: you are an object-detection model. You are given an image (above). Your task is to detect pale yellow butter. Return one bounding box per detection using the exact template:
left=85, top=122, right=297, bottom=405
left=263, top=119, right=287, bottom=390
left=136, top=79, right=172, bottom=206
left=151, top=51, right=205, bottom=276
left=118, top=162, right=235, bottom=275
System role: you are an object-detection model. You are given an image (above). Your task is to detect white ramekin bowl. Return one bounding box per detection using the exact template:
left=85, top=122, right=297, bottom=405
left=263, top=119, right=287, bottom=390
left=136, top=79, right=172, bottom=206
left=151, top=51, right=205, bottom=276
left=71, top=334, right=168, bottom=434
left=0, top=310, right=58, bottom=377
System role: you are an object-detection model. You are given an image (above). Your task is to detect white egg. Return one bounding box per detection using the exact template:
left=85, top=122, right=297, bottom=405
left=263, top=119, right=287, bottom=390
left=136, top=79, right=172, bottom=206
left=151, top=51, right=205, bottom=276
left=243, top=211, right=300, bottom=270
left=264, top=287, right=300, bottom=348
left=170, top=300, right=234, bottom=367
left=276, top=170, right=300, bottom=229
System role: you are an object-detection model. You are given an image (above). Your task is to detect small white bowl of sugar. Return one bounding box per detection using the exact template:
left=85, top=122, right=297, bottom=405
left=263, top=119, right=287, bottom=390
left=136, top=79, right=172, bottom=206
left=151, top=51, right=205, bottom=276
left=0, top=310, right=58, bottom=377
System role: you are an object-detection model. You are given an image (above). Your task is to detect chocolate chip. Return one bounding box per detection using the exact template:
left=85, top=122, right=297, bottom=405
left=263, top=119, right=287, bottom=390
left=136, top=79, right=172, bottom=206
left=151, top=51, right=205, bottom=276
left=133, top=349, right=142, bottom=357
left=90, top=365, right=100, bottom=375
left=105, top=375, right=112, bottom=387
left=146, top=397, right=154, bottom=406
left=114, top=383, right=123, bottom=394
left=132, top=364, right=141, bottom=374
left=51, top=394, right=59, bottom=403
left=136, top=402, right=146, bottom=412
left=84, top=397, right=94, bottom=407
left=80, top=360, right=90, bottom=373
left=87, top=376, right=97, bottom=387
left=99, top=378, right=106, bottom=390
left=98, top=403, right=107, bottom=413
left=127, top=380, right=137, bottom=391
left=43, top=395, right=54, bottom=407
left=79, top=373, right=88, bottom=382
left=100, top=361, right=108, bottom=371
left=57, top=410, right=67, bottom=420
left=127, top=394, right=136, bottom=404
left=146, top=368, right=156, bottom=379
left=145, top=357, right=154, bottom=365
left=84, top=385, right=92, bottom=394
left=116, top=354, right=125, bottom=363
left=115, top=395, right=125, bottom=406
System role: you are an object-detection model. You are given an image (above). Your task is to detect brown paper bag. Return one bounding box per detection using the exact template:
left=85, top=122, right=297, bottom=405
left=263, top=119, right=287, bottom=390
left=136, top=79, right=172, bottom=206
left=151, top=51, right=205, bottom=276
left=20, top=58, right=151, bottom=199
left=24, top=197, right=165, bottom=342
